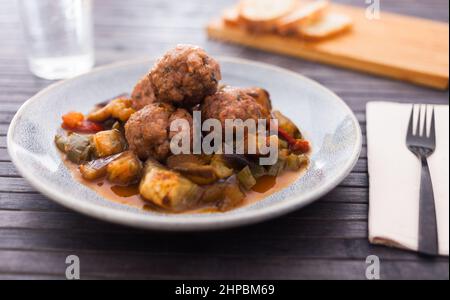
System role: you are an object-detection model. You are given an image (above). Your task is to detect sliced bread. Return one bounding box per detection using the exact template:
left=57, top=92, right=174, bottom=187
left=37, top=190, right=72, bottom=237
left=298, top=12, right=353, bottom=41
left=277, top=0, right=329, bottom=35
left=223, top=6, right=240, bottom=27
left=238, top=0, right=298, bottom=32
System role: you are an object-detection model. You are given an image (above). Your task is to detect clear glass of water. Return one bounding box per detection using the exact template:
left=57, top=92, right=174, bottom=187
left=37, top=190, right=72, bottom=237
left=18, top=0, right=94, bottom=80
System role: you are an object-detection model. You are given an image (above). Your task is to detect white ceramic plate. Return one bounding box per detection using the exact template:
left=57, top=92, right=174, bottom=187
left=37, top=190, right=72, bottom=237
left=8, top=57, right=362, bottom=231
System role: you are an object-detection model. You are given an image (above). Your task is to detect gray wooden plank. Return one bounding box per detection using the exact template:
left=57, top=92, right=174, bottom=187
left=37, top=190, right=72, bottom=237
left=1, top=228, right=447, bottom=262
left=0, top=111, right=14, bottom=124
left=0, top=162, right=18, bottom=177
left=0, top=123, right=9, bottom=135
left=0, top=203, right=368, bottom=230
left=0, top=148, right=10, bottom=161
left=0, top=192, right=70, bottom=212
left=0, top=249, right=447, bottom=280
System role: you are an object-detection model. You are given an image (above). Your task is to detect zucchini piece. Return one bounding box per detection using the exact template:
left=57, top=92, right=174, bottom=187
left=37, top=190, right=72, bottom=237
left=278, top=138, right=289, bottom=149
left=285, top=154, right=300, bottom=171
left=237, top=166, right=257, bottom=190
left=266, top=159, right=286, bottom=176
left=54, top=134, right=68, bottom=152
left=249, top=164, right=266, bottom=179
left=297, top=154, right=310, bottom=168
left=65, top=133, right=93, bottom=164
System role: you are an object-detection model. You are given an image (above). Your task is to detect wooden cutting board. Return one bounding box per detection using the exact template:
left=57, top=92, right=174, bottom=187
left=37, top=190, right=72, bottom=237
left=207, top=3, right=449, bottom=90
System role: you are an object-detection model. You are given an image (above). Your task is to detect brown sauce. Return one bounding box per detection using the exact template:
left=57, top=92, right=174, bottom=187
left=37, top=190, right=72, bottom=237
left=64, top=157, right=305, bottom=214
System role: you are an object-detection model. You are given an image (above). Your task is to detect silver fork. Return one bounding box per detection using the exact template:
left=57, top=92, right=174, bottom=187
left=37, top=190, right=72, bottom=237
left=406, top=105, right=438, bottom=256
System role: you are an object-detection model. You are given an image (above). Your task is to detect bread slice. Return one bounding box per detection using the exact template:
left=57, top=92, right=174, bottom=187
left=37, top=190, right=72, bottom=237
left=238, top=0, right=298, bottom=32
left=223, top=6, right=240, bottom=27
left=277, top=0, right=329, bottom=35
left=298, top=12, right=353, bottom=41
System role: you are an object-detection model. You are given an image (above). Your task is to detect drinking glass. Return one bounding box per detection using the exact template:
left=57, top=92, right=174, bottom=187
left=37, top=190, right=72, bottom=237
left=18, top=0, right=94, bottom=80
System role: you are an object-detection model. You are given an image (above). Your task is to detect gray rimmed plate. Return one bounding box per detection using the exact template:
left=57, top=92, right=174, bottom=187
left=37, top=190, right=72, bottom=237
left=7, top=57, right=362, bottom=231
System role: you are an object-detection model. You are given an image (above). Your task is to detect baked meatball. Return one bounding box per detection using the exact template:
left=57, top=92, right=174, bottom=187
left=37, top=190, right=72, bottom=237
left=131, top=75, right=156, bottom=110
left=150, top=45, right=221, bottom=107
left=201, top=86, right=271, bottom=127
left=125, top=103, right=193, bottom=161
left=240, top=87, right=272, bottom=116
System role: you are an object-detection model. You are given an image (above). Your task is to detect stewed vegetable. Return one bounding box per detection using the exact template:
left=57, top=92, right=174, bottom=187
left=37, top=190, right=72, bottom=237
left=139, top=159, right=200, bottom=211
left=55, top=133, right=93, bottom=164
left=88, top=98, right=135, bottom=123
left=92, top=129, right=126, bottom=157
left=106, top=151, right=143, bottom=185
left=79, top=152, right=124, bottom=180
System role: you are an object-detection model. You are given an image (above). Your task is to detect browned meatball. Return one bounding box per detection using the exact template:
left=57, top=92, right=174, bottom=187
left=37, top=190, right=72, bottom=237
left=240, top=87, right=272, bottom=116
left=150, top=45, right=221, bottom=107
left=125, top=103, right=193, bottom=161
left=201, top=87, right=271, bottom=127
left=131, top=75, right=156, bottom=110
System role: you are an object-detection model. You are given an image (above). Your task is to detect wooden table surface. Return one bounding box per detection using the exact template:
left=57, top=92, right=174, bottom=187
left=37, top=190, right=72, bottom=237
left=0, top=0, right=448, bottom=280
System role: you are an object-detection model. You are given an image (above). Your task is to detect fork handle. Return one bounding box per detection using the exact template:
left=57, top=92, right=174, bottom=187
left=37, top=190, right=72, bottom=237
left=418, top=156, right=439, bottom=256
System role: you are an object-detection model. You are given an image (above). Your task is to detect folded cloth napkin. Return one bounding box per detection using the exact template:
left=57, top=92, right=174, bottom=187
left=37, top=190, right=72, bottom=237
left=366, top=102, right=449, bottom=256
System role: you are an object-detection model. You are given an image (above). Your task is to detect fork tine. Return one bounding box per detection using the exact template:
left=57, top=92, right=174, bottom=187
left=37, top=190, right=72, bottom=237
left=417, top=104, right=423, bottom=136
left=423, top=105, right=428, bottom=137
left=407, top=105, right=415, bottom=139
left=430, top=106, right=436, bottom=145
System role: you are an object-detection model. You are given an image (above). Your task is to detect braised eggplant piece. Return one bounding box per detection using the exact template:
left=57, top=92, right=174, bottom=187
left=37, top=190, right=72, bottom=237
left=139, top=159, right=200, bottom=212
left=166, top=154, right=207, bottom=168
left=272, top=110, right=302, bottom=139
left=221, top=154, right=255, bottom=170
left=92, top=129, right=126, bottom=158
left=106, top=151, right=143, bottom=185
left=166, top=154, right=218, bottom=185
left=221, top=153, right=268, bottom=179
left=79, top=152, right=124, bottom=180
left=200, top=183, right=226, bottom=204
left=171, top=164, right=218, bottom=185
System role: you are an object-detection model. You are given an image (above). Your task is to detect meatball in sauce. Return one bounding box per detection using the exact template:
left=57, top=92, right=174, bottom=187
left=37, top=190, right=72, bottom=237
left=150, top=44, right=221, bottom=107
left=125, top=103, right=193, bottom=161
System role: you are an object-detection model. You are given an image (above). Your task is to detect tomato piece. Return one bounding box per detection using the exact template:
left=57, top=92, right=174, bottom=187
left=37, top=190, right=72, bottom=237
left=278, top=128, right=310, bottom=153
left=62, top=111, right=104, bottom=133
left=74, top=120, right=104, bottom=133
left=291, top=139, right=310, bottom=153
left=278, top=128, right=297, bottom=145
left=62, top=111, right=84, bottom=128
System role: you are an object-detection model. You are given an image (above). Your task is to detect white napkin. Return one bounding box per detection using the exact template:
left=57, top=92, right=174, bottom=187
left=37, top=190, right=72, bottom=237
left=366, top=102, right=449, bottom=256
